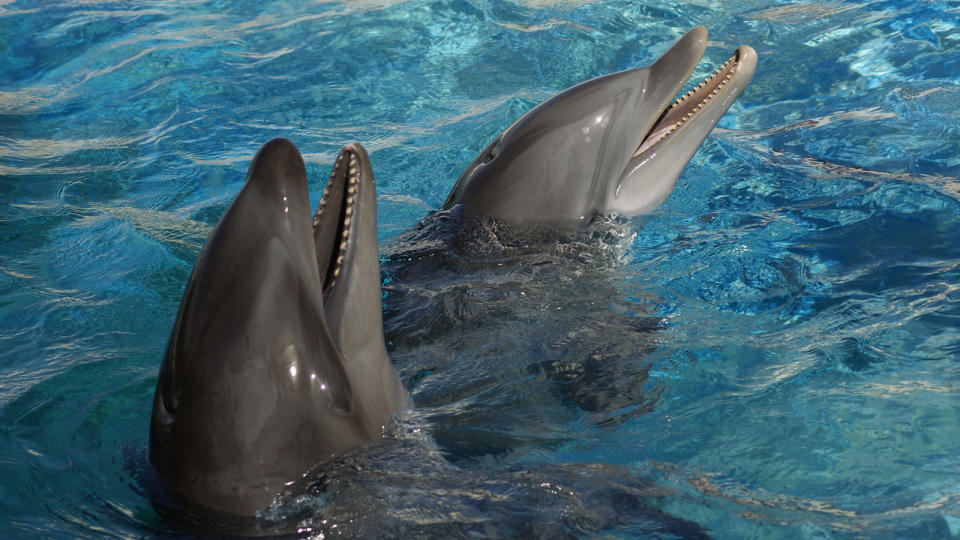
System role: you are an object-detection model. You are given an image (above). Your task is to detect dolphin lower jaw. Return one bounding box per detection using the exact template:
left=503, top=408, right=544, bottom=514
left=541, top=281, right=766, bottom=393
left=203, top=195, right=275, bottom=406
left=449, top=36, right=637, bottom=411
left=310, top=143, right=408, bottom=430
left=317, top=143, right=410, bottom=422
left=313, top=147, right=361, bottom=297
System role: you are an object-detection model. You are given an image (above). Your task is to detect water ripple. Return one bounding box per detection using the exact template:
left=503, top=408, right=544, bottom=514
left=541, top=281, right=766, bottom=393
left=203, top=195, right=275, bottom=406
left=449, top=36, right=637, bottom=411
left=1, top=0, right=959, bottom=538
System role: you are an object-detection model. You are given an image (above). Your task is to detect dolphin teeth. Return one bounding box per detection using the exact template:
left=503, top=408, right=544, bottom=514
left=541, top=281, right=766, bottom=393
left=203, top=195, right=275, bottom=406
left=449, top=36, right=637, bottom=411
left=637, top=48, right=743, bottom=157
left=347, top=196, right=355, bottom=206
left=345, top=206, right=353, bottom=216
left=344, top=217, right=351, bottom=227
left=347, top=186, right=356, bottom=195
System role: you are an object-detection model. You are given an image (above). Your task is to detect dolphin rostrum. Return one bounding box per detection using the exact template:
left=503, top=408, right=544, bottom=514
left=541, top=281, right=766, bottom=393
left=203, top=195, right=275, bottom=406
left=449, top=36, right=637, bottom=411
left=444, top=26, right=757, bottom=224
left=149, top=138, right=407, bottom=516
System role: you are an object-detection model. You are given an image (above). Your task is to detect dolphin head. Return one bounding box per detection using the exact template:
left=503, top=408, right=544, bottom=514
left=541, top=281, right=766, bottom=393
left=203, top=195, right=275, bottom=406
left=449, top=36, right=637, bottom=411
left=443, top=26, right=757, bottom=223
left=149, top=139, right=406, bottom=516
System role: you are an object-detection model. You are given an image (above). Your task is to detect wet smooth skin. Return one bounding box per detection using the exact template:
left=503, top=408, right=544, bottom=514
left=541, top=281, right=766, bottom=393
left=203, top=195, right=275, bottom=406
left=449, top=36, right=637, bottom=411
left=149, top=139, right=407, bottom=516
left=445, top=26, right=757, bottom=223
left=149, top=26, right=756, bottom=519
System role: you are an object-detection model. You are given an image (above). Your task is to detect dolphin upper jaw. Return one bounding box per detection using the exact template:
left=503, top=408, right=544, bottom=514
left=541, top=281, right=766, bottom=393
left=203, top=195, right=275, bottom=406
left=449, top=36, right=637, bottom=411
left=444, top=26, right=756, bottom=223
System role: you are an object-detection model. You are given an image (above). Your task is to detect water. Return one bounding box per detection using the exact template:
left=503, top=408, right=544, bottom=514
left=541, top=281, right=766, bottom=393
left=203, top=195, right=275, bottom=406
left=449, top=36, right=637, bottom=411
left=2, top=0, right=959, bottom=537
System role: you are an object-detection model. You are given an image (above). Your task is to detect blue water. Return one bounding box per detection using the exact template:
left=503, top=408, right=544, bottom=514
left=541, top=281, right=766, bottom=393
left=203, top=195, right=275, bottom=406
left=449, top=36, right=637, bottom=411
left=2, top=0, right=960, bottom=537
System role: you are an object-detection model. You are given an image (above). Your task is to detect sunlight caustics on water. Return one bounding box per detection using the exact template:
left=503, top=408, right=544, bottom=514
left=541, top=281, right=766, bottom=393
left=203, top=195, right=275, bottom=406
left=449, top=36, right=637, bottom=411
left=1, top=0, right=959, bottom=538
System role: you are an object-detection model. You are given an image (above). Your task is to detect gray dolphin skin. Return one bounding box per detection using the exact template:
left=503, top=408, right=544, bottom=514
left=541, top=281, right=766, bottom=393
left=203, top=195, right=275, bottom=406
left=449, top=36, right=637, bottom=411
left=148, top=26, right=757, bottom=522
left=149, top=138, right=407, bottom=516
left=444, top=26, right=757, bottom=223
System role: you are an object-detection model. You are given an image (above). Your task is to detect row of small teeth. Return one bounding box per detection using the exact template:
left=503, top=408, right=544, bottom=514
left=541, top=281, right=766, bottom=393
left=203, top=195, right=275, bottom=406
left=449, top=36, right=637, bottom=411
left=650, top=53, right=739, bottom=147
left=668, top=54, right=738, bottom=112
left=314, top=151, right=359, bottom=283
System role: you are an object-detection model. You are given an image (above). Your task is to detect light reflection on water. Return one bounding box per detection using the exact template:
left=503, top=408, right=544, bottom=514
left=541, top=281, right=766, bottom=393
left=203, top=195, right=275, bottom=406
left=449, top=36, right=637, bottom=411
left=1, top=0, right=959, bottom=538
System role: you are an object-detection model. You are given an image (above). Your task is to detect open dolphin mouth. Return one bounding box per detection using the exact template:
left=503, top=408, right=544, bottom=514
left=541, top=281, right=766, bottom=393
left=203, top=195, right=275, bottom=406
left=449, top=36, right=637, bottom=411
left=635, top=45, right=755, bottom=158
left=313, top=145, right=363, bottom=297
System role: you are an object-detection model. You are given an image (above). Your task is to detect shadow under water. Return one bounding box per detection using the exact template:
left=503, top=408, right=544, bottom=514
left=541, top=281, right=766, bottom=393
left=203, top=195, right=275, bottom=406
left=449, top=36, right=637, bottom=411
left=130, top=209, right=684, bottom=537
left=263, top=436, right=710, bottom=539
left=382, top=209, right=668, bottom=444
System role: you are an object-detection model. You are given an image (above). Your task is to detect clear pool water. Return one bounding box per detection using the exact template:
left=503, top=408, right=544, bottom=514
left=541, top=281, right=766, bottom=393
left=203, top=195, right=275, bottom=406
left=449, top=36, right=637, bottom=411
left=2, top=0, right=960, bottom=538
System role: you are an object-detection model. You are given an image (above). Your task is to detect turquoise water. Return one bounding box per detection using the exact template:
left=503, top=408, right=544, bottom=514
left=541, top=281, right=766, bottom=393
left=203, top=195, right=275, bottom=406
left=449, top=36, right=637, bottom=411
left=2, top=0, right=960, bottom=537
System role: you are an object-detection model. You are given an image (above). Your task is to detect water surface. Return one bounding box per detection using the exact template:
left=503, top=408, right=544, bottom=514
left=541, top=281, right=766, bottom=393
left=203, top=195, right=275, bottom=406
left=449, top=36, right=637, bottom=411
left=1, top=1, right=959, bottom=538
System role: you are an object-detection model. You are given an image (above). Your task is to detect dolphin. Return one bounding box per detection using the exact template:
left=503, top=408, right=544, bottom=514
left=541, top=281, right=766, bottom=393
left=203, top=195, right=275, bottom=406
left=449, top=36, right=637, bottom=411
left=444, top=26, right=757, bottom=224
left=148, top=138, right=407, bottom=516
left=147, top=25, right=757, bottom=523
